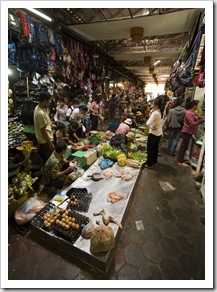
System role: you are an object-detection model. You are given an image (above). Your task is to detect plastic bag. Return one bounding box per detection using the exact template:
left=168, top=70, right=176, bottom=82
left=90, top=224, right=115, bottom=253
left=81, top=221, right=95, bottom=239
left=99, top=159, right=113, bottom=170
left=15, top=197, right=46, bottom=225
left=117, top=154, right=126, bottom=167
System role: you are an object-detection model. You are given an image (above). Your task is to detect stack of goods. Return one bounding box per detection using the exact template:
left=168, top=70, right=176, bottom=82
left=8, top=117, right=26, bottom=149
left=31, top=188, right=92, bottom=244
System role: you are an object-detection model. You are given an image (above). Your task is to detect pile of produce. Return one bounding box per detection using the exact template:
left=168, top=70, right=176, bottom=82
left=131, top=152, right=147, bottom=163
left=8, top=171, right=38, bottom=203
left=101, top=143, right=125, bottom=161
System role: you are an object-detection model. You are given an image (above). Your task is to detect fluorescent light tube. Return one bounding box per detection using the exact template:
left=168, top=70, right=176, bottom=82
left=154, top=60, right=161, bottom=66
left=26, top=8, right=52, bottom=22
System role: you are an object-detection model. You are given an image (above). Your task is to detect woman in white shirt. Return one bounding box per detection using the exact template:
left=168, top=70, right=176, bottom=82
left=145, top=97, right=165, bottom=168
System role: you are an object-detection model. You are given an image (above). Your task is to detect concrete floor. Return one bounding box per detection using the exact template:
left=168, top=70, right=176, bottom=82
left=8, top=136, right=205, bottom=283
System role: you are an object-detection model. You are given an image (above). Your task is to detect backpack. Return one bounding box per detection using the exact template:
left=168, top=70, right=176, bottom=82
left=47, top=28, right=56, bottom=45
left=35, top=22, right=51, bottom=53
left=21, top=99, right=38, bottom=125
left=8, top=42, right=17, bottom=65
left=15, top=9, right=29, bottom=44
left=55, top=34, right=63, bottom=56
left=8, top=8, right=21, bottom=34
left=26, top=15, right=36, bottom=45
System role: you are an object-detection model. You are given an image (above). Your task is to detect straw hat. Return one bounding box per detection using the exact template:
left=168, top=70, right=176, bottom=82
left=126, top=132, right=135, bottom=140
left=136, top=111, right=143, bottom=116
left=16, top=140, right=37, bottom=151
left=124, top=118, right=132, bottom=125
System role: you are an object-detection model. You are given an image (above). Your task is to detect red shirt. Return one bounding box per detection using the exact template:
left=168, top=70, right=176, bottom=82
left=182, top=109, right=204, bottom=136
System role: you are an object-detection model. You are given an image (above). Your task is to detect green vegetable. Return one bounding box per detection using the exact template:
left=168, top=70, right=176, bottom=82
left=131, top=152, right=147, bottom=163
left=126, top=142, right=138, bottom=152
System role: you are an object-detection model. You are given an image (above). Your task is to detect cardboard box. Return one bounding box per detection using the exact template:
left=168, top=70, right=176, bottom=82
left=84, top=149, right=97, bottom=166
left=72, top=149, right=97, bottom=168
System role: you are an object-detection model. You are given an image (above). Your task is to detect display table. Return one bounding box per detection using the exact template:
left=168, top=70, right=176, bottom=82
left=31, top=158, right=141, bottom=272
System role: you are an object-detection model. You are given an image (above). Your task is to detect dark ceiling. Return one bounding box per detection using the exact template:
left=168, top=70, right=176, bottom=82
left=31, top=8, right=203, bottom=85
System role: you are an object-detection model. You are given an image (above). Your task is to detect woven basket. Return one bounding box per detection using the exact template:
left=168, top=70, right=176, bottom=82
left=8, top=194, right=28, bottom=218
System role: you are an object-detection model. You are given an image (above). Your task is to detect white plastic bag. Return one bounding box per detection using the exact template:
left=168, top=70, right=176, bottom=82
left=15, top=197, right=46, bottom=225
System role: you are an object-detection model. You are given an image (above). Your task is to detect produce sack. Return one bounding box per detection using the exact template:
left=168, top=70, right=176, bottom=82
left=99, top=159, right=113, bottom=170
left=90, top=224, right=115, bottom=253
left=15, top=197, right=46, bottom=225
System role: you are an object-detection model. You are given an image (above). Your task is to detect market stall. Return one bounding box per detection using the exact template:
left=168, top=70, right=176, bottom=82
left=30, top=157, right=141, bottom=272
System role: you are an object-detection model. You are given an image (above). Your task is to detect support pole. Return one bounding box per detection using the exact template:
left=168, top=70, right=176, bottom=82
left=195, top=135, right=205, bottom=176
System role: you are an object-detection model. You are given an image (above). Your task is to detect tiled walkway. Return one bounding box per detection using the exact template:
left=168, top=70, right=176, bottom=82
left=8, top=138, right=205, bottom=282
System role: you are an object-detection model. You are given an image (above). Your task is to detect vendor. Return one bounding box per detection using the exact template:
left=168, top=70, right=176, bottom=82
left=115, top=118, right=132, bottom=134
left=40, top=141, right=76, bottom=192
left=110, top=131, right=135, bottom=156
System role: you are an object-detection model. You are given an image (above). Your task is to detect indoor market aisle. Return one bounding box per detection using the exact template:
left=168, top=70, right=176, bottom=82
left=8, top=140, right=205, bottom=280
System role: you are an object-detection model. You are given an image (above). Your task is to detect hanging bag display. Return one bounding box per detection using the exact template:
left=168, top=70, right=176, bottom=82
left=177, top=27, right=204, bottom=85
left=15, top=9, right=30, bottom=45
left=35, top=22, right=51, bottom=53
left=8, top=8, right=21, bottom=34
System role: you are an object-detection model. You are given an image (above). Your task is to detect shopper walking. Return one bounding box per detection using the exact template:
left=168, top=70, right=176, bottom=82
left=167, top=97, right=187, bottom=156
left=34, top=91, right=56, bottom=165
left=89, top=96, right=100, bottom=130
left=108, top=93, right=118, bottom=121
left=145, top=97, right=165, bottom=169
left=177, top=100, right=205, bottom=167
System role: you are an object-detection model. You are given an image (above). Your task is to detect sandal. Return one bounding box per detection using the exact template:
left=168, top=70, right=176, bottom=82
left=178, top=162, right=189, bottom=167
left=144, top=165, right=153, bottom=169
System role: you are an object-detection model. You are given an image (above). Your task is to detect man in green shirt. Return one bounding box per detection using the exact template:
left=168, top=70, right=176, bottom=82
left=34, top=91, right=56, bottom=164
left=41, top=141, right=75, bottom=191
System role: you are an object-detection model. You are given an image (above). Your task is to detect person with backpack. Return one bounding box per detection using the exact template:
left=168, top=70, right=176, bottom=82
left=66, top=99, right=79, bottom=121
left=167, top=97, right=187, bottom=156
left=69, top=105, right=88, bottom=138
